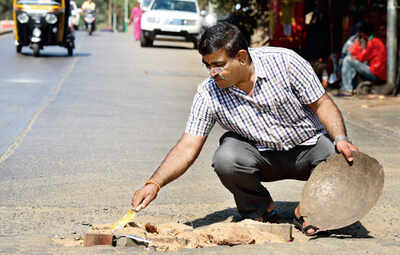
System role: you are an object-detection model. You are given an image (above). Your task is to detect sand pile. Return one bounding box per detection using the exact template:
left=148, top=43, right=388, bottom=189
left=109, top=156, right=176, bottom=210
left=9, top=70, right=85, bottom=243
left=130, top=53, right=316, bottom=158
left=82, top=219, right=291, bottom=251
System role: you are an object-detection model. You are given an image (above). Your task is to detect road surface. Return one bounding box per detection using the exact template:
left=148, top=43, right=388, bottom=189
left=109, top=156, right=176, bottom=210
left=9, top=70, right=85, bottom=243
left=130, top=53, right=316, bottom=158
left=0, top=31, right=399, bottom=254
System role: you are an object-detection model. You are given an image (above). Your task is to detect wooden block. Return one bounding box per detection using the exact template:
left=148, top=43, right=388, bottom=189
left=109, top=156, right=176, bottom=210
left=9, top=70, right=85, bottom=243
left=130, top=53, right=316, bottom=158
left=84, top=233, right=115, bottom=247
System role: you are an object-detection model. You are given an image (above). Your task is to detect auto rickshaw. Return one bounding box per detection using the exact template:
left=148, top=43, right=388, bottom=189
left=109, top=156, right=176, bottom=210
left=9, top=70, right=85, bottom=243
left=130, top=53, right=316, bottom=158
left=13, top=0, right=75, bottom=57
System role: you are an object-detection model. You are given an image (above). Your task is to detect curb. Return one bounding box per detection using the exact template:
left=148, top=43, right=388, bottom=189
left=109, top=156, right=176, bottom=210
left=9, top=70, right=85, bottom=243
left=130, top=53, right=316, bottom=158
left=0, top=30, right=13, bottom=35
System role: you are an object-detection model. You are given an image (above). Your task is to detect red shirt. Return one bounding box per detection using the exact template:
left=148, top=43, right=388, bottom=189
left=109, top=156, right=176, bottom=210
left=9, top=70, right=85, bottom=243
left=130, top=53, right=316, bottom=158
left=348, top=37, right=387, bottom=80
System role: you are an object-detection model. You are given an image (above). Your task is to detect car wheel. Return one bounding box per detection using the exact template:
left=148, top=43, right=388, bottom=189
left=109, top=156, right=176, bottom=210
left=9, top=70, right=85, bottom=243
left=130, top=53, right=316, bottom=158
left=67, top=46, right=73, bottom=56
left=140, top=34, right=153, bottom=47
left=16, top=45, right=22, bottom=53
left=32, top=44, right=40, bottom=57
left=193, top=40, right=198, bottom=49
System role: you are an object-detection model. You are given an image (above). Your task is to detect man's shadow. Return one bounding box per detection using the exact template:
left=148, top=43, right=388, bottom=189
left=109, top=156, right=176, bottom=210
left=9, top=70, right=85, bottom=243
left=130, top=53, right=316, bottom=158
left=184, top=201, right=372, bottom=239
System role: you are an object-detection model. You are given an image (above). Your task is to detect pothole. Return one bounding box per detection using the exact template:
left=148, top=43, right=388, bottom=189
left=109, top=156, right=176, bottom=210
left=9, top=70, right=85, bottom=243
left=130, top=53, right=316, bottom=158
left=53, top=220, right=296, bottom=252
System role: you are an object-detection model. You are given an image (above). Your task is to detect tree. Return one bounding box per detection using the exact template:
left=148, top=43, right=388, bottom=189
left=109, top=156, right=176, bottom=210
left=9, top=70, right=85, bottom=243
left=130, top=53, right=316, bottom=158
left=208, top=0, right=270, bottom=43
left=0, top=0, right=12, bottom=19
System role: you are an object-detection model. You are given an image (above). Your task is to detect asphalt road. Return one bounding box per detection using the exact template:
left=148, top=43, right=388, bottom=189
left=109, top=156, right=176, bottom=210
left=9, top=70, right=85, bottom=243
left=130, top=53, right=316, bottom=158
left=0, top=31, right=399, bottom=254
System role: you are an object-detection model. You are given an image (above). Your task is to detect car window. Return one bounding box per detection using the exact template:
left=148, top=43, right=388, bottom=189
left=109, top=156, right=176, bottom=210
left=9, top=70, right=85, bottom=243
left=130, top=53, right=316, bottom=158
left=142, top=0, right=152, bottom=8
left=152, top=0, right=197, bottom=13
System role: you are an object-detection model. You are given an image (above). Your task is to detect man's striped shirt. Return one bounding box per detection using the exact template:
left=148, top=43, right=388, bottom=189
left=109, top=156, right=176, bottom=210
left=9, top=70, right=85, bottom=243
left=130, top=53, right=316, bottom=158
left=185, top=47, right=326, bottom=151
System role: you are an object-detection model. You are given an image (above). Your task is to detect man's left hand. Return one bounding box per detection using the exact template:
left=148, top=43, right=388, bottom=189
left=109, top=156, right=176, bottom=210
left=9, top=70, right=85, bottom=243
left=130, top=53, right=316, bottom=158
left=336, top=140, right=359, bottom=162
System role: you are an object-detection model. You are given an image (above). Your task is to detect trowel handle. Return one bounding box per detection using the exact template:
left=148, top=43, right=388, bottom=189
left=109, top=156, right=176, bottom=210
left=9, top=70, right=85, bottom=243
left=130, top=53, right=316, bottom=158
left=134, top=203, right=144, bottom=212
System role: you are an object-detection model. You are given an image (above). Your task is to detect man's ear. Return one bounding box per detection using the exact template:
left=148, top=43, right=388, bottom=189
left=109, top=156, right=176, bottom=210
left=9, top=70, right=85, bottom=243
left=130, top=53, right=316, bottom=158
left=236, top=50, right=248, bottom=65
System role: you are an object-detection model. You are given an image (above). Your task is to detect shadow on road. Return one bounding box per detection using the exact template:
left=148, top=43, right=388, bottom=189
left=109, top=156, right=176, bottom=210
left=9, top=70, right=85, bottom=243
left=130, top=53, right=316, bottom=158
left=184, top=201, right=372, bottom=239
left=149, top=45, right=196, bottom=50
left=184, top=207, right=241, bottom=228
left=20, top=52, right=91, bottom=58
left=310, top=222, right=373, bottom=240
left=183, top=201, right=298, bottom=228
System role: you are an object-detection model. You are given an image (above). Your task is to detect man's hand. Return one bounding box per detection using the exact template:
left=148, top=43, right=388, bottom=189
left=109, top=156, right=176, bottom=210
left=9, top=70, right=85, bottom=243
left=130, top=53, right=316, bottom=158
left=335, top=140, right=359, bottom=162
left=131, top=183, right=159, bottom=210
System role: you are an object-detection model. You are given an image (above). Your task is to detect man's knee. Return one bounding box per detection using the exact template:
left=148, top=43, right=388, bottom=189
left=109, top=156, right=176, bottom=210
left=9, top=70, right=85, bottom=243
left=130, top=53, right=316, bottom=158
left=212, top=146, right=256, bottom=176
left=342, top=55, right=354, bottom=68
left=212, top=147, right=238, bottom=176
left=310, top=135, right=336, bottom=169
left=345, top=56, right=362, bottom=69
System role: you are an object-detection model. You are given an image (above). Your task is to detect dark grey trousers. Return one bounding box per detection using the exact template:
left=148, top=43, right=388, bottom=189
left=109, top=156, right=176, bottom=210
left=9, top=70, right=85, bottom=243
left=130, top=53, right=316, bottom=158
left=212, top=131, right=336, bottom=219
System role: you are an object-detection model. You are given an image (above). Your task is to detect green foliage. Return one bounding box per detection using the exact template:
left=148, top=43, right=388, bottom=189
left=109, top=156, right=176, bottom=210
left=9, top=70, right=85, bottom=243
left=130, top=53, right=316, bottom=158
left=0, top=0, right=12, bottom=19
left=208, top=0, right=270, bottom=42
left=0, top=0, right=269, bottom=35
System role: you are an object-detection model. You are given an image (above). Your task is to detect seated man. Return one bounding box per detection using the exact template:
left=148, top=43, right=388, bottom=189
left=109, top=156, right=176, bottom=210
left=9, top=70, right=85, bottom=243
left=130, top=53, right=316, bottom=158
left=81, top=0, right=96, bottom=12
left=81, top=0, right=96, bottom=30
left=337, top=22, right=387, bottom=97
left=338, top=21, right=365, bottom=69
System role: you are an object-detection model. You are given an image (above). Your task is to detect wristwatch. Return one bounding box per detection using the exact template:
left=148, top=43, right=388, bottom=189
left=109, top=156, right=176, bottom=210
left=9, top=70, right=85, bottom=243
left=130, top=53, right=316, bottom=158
left=333, top=135, right=351, bottom=146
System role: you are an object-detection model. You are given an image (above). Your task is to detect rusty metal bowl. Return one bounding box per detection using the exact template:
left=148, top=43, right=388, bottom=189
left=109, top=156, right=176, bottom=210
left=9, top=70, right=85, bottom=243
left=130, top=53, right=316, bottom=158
left=300, top=152, right=384, bottom=230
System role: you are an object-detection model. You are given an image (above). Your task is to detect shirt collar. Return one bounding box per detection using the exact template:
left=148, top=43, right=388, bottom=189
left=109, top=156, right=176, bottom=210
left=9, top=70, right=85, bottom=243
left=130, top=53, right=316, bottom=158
left=248, top=47, right=267, bottom=79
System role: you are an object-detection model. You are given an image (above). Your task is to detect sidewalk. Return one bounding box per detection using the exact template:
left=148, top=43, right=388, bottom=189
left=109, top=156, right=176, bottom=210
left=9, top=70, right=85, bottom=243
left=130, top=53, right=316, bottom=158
left=331, top=93, right=400, bottom=135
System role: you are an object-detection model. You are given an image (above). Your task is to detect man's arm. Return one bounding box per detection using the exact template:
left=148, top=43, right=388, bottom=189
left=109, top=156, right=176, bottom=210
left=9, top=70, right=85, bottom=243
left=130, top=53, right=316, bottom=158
left=308, top=93, right=359, bottom=162
left=131, top=133, right=207, bottom=209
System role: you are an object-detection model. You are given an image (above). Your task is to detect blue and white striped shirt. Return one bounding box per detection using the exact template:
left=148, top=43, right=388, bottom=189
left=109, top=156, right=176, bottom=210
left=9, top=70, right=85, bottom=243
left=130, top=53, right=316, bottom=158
left=185, top=47, right=326, bottom=151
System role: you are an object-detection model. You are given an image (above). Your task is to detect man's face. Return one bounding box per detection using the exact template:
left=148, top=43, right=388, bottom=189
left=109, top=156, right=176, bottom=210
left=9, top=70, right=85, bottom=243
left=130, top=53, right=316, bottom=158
left=202, top=48, right=242, bottom=89
left=359, top=32, right=368, bottom=41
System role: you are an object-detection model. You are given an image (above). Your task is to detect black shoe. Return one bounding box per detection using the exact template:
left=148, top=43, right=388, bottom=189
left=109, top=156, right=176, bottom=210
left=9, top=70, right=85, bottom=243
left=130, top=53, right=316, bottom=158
left=253, top=209, right=279, bottom=223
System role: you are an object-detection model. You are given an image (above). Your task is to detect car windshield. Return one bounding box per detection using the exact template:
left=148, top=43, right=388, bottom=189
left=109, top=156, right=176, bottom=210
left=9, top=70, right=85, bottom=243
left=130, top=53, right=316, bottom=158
left=17, top=0, right=61, bottom=5
left=151, top=0, right=197, bottom=13
left=142, top=0, right=153, bottom=8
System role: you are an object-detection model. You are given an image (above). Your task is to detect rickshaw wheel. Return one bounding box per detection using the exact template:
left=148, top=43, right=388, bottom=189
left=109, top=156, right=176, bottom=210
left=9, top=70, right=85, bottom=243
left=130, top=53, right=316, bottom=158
left=193, top=40, right=198, bottom=49
left=32, top=44, right=40, bottom=57
left=67, top=46, right=73, bottom=56
left=16, top=45, right=22, bottom=53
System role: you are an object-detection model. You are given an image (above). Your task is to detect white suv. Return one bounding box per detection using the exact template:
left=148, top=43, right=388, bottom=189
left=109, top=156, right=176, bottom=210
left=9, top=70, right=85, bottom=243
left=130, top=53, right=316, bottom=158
left=140, top=0, right=202, bottom=48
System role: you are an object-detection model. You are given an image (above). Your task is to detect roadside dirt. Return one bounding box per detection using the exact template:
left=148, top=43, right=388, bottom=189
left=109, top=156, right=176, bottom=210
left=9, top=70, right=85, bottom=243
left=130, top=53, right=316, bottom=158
left=53, top=219, right=295, bottom=252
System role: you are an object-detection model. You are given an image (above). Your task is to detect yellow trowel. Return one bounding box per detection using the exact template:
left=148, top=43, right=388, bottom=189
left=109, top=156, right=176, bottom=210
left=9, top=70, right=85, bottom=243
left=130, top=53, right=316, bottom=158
left=110, top=204, right=144, bottom=233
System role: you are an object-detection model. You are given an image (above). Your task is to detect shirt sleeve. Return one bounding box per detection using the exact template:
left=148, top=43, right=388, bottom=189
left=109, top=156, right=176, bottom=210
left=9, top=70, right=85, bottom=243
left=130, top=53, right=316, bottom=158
left=357, top=39, right=374, bottom=63
left=349, top=40, right=363, bottom=59
left=287, top=52, right=326, bottom=105
left=185, top=91, right=216, bottom=136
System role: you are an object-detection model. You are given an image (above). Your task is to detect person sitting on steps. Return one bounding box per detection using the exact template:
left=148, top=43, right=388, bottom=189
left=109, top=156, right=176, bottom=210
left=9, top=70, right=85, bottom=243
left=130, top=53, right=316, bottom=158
left=337, top=22, right=387, bottom=97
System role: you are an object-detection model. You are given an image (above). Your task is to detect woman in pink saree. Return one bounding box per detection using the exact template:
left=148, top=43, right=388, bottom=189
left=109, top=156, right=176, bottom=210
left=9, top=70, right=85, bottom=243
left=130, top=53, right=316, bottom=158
left=129, top=2, right=142, bottom=41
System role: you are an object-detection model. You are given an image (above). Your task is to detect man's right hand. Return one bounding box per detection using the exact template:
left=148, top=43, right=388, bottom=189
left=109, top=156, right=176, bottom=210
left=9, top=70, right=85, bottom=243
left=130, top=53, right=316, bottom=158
left=131, top=183, right=159, bottom=210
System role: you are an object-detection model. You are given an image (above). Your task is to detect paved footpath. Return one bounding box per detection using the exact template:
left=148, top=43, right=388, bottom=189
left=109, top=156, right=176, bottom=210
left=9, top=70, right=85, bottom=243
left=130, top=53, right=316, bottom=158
left=0, top=30, right=399, bottom=254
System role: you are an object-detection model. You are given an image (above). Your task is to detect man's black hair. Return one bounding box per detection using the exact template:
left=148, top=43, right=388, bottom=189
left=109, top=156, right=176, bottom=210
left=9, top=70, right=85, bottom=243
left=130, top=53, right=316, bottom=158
left=358, top=22, right=374, bottom=36
left=198, top=22, right=250, bottom=58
